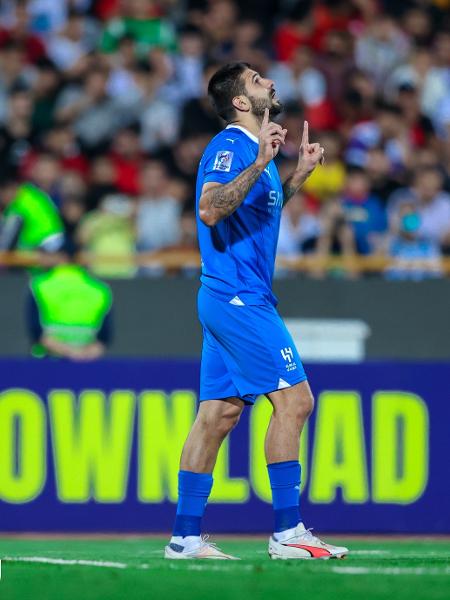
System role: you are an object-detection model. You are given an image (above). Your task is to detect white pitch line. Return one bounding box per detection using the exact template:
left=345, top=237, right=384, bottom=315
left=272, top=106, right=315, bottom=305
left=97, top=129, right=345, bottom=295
left=331, top=566, right=450, bottom=576
left=168, top=563, right=253, bottom=572
left=3, top=556, right=128, bottom=569
left=349, top=550, right=390, bottom=555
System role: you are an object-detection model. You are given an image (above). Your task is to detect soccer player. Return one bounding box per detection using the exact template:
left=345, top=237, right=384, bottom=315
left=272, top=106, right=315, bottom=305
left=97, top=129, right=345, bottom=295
left=165, top=63, right=348, bottom=560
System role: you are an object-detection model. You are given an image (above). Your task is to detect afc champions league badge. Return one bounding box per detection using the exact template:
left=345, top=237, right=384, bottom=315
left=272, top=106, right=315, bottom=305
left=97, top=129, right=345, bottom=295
left=213, top=150, right=234, bottom=172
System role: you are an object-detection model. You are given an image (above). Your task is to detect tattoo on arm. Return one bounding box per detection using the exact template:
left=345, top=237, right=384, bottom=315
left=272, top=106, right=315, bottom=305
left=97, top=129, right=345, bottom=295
left=282, top=175, right=299, bottom=206
left=201, top=164, right=262, bottom=224
left=282, top=171, right=309, bottom=207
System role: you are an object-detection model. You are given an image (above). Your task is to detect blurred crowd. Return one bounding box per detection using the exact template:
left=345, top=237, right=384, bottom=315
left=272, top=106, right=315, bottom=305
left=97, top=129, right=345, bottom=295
left=0, top=0, right=450, bottom=279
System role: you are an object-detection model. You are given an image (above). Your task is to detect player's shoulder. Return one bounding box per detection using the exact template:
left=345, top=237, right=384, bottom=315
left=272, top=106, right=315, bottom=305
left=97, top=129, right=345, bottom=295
left=205, top=127, right=253, bottom=154
left=201, top=128, right=253, bottom=172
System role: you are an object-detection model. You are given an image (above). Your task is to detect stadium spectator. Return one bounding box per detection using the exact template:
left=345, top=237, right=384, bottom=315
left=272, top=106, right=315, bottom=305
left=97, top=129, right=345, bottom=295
left=99, top=0, right=176, bottom=56
left=0, top=86, right=34, bottom=180
left=346, top=101, right=411, bottom=174
left=24, top=152, right=61, bottom=204
left=355, top=15, right=410, bottom=88
left=0, top=1, right=47, bottom=64
left=30, top=59, right=62, bottom=135
left=200, top=0, right=239, bottom=52
left=40, top=123, right=89, bottom=176
left=273, top=0, right=352, bottom=61
left=0, top=42, right=32, bottom=123
left=302, top=131, right=346, bottom=205
left=46, top=10, right=94, bottom=74
left=136, top=160, right=182, bottom=252
left=394, top=83, right=437, bottom=150
left=27, top=255, right=113, bottom=360
left=339, top=167, right=387, bottom=255
left=268, top=46, right=334, bottom=130
left=315, top=29, right=355, bottom=107
left=365, top=148, right=401, bottom=204
left=0, top=175, right=64, bottom=252
left=0, top=0, right=448, bottom=278
left=277, top=190, right=320, bottom=257
left=77, top=192, right=137, bottom=278
left=315, top=167, right=387, bottom=276
left=136, top=59, right=180, bottom=152
left=157, top=134, right=210, bottom=212
left=385, top=47, right=447, bottom=121
left=109, top=124, right=145, bottom=196
left=164, top=25, right=205, bottom=106
left=277, top=101, right=306, bottom=163
left=85, top=155, right=119, bottom=211
left=55, top=66, right=121, bottom=152
left=59, top=170, right=87, bottom=254
left=22, top=0, right=93, bottom=35
left=179, top=62, right=223, bottom=138
left=385, top=201, right=443, bottom=280
left=387, top=166, right=450, bottom=252
left=220, top=19, right=270, bottom=75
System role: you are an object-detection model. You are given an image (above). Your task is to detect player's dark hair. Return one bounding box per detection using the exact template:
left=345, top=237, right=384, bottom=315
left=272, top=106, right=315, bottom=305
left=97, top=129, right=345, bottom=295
left=207, top=62, right=250, bottom=122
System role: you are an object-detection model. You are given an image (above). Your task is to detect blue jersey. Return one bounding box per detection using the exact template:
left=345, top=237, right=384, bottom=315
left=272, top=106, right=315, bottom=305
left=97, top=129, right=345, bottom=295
left=196, top=125, right=284, bottom=306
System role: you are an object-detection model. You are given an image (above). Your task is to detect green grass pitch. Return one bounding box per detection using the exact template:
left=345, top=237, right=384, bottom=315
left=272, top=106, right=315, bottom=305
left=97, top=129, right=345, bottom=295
left=1, top=536, right=449, bottom=600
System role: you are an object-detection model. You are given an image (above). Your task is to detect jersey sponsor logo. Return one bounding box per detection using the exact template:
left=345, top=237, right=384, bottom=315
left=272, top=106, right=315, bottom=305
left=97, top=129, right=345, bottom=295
left=213, top=150, right=234, bottom=172
left=268, top=190, right=283, bottom=211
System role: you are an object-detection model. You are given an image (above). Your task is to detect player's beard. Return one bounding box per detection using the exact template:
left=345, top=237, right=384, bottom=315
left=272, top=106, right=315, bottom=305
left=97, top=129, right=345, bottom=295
left=249, top=94, right=283, bottom=118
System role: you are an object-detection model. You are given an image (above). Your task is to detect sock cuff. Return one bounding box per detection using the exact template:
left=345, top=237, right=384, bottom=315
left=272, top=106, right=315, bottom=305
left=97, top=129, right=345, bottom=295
left=267, top=461, right=301, bottom=489
left=267, top=460, right=299, bottom=470
left=178, top=470, right=213, bottom=496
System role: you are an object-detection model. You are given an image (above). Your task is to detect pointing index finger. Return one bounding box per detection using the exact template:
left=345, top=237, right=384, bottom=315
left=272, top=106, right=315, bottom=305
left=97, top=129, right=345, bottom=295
left=301, top=120, right=309, bottom=147
left=262, top=107, right=269, bottom=128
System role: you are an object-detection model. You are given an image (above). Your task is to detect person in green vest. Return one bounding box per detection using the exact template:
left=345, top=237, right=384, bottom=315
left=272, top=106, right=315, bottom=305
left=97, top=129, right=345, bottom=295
left=0, top=174, right=64, bottom=252
left=27, top=255, right=113, bottom=360
left=100, top=0, right=176, bottom=57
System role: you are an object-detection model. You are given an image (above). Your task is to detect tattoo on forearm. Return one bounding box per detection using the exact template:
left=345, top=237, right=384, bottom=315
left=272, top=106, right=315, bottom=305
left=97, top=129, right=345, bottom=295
left=282, top=176, right=299, bottom=206
left=282, top=172, right=309, bottom=206
left=203, top=164, right=262, bottom=222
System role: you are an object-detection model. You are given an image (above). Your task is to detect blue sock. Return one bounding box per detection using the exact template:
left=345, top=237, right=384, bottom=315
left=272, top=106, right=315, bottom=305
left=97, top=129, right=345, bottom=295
left=267, top=461, right=301, bottom=533
left=173, top=471, right=213, bottom=537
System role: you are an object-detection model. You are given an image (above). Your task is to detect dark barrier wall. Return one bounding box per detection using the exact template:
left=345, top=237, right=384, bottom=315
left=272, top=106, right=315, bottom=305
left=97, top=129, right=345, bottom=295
left=0, top=359, right=448, bottom=534
left=1, top=275, right=450, bottom=358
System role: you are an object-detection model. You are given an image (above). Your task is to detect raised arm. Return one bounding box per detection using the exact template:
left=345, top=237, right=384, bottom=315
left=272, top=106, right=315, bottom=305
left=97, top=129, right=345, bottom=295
left=199, top=109, right=287, bottom=227
left=283, top=121, right=324, bottom=206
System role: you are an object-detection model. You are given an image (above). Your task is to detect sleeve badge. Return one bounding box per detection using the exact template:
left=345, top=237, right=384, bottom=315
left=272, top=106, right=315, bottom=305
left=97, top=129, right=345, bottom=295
left=213, top=150, right=234, bottom=172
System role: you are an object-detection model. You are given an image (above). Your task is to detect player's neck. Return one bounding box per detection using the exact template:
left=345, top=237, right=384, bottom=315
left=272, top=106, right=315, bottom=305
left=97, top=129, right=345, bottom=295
left=229, top=115, right=261, bottom=140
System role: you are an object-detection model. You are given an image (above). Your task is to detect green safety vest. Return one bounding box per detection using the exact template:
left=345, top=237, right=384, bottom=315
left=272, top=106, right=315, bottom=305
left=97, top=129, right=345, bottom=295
left=4, top=183, right=64, bottom=249
left=30, top=265, right=112, bottom=348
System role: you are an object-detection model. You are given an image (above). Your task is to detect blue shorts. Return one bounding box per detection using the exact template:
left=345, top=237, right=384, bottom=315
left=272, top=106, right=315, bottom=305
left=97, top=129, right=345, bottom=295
left=198, top=286, right=307, bottom=405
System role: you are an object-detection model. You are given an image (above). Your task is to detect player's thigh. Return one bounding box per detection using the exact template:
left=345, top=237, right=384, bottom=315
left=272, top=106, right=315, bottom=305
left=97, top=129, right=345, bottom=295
left=200, top=325, right=242, bottom=401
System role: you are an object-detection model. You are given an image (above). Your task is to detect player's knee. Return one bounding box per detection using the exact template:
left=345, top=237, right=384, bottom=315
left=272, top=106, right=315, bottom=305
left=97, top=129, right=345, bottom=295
left=216, top=406, right=241, bottom=437
left=279, top=389, right=314, bottom=427
left=297, top=390, right=314, bottom=421
left=198, top=403, right=242, bottom=438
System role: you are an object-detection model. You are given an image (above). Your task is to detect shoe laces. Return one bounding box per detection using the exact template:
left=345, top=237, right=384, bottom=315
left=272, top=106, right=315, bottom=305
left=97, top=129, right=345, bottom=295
left=299, top=526, right=324, bottom=546
left=200, top=534, right=220, bottom=551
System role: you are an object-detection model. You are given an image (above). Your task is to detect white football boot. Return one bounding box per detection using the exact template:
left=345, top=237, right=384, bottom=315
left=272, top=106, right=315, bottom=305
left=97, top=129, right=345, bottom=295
left=165, top=535, right=240, bottom=560
left=268, top=522, right=349, bottom=560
